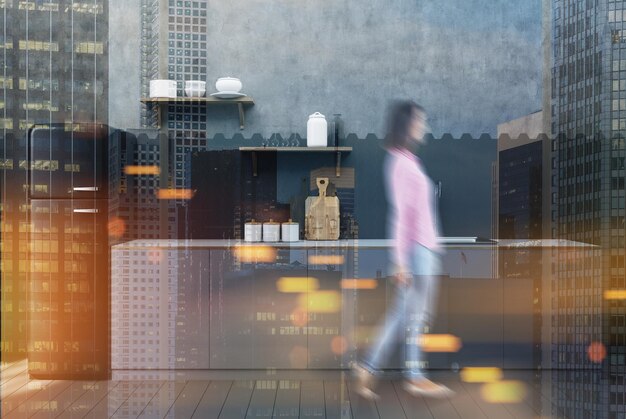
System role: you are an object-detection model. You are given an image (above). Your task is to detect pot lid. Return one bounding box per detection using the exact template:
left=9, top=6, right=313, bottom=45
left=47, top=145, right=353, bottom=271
left=263, top=219, right=280, bottom=225
left=309, top=112, right=325, bottom=119
left=282, top=219, right=298, bottom=225
left=217, top=76, right=240, bottom=81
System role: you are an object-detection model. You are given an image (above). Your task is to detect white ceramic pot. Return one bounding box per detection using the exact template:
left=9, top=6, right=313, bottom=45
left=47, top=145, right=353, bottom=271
left=184, top=80, right=206, bottom=97
left=244, top=221, right=262, bottom=242
left=281, top=220, right=299, bottom=242
left=307, top=112, right=328, bottom=147
left=149, top=80, right=177, bottom=98
left=262, top=220, right=281, bottom=242
left=215, top=77, right=242, bottom=93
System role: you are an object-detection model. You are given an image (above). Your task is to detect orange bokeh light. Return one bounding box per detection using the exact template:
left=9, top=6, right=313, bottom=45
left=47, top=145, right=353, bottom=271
left=587, top=342, right=606, bottom=363
left=331, top=336, right=349, bottom=355
left=308, top=255, right=345, bottom=265
left=340, top=279, right=378, bottom=290
left=276, top=277, right=319, bottom=293
left=418, top=334, right=462, bottom=352
left=604, top=290, right=626, bottom=300
left=291, top=307, right=308, bottom=327
left=233, top=245, right=277, bottom=263
left=124, top=165, right=160, bottom=175
left=480, top=381, right=527, bottom=404
left=298, top=291, right=341, bottom=313
left=461, top=367, right=503, bottom=383
left=107, top=217, right=126, bottom=239
left=157, top=189, right=195, bottom=200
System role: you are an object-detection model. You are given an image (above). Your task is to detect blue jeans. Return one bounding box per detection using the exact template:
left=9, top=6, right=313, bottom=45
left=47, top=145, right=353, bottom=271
left=363, top=244, right=441, bottom=379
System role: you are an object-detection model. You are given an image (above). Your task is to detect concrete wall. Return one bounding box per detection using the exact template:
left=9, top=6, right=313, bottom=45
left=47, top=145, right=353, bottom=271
left=109, top=0, right=542, bottom=137
left=108, top=0, right=142, bottom=130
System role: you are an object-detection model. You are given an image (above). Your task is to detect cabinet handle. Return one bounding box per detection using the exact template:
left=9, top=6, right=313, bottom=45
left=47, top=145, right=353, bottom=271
left=72, top=187, right=99, bottom=192
left=73, top=209, right=99, bottom=213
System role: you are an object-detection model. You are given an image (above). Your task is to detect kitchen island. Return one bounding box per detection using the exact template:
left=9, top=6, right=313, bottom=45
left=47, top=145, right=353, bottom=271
left=111, top=238, right=592, bottom=370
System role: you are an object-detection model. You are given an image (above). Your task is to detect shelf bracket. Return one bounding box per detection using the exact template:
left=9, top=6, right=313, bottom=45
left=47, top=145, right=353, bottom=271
left=252, top=151, right=258, bottom=177
left=335, top=151, right=341, bottom=177
left=238, top=103, right=245, bottom=130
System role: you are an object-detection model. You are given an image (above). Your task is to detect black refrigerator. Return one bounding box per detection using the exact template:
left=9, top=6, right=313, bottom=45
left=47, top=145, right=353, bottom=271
left=28, top=123, right=110, bottom=379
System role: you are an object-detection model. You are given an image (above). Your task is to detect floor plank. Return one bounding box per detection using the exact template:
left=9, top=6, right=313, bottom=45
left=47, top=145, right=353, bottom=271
left=246, top=380, right=277, bottom=418
left=138, top=380, right=186, bottom=417
left=2, top=380, right=73, bottom=419
left=0, top=371, right=37, bottom=411
left=30, top=381, right=96, bottom=419
left=191, top=380, right=232, bottom=419
left=324, top=379, right=352, bottom=419
left=374, top=380, right=407, bottom=419
left=272, top=380, right=300, bottom=419
left=439, top=375, right=487, bottom=419
left=218, top=380, right=255, bottom=419
left=0, top=379, right=51, bottom=417
left=345, top=379, right=379, bottom=419
left=164, top=380, right=210, bottom=419
left=56, top=380, right=121, bottom=419
left=110, top=380, right=165, bottom=418
left=392, top=381, right=434, bottom=419
left=0, top=361, right=28, bottom=387
left=300, top=380, right=327, bottom=419
left=459, top=380, right=515, bottom=419
left=83, top=380, right=142, bottom=419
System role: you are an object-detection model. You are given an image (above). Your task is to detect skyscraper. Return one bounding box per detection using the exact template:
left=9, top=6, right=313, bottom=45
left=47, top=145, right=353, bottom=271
left=0, top=0, right=108, bottom=361
left=550, top=0, right=623, bottom=417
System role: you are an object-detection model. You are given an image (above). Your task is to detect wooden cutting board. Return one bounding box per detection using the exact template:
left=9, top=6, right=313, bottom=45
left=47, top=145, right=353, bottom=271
left=305, top=177, right=340, bottom=240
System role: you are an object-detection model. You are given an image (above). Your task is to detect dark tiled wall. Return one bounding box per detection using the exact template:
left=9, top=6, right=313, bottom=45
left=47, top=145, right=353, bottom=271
left=205, top=134, right=496, bottom=239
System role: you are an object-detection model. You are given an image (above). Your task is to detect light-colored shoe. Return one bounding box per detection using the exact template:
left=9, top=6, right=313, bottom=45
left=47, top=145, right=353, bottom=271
left=351, top=363, right=380, bottom=401
left=403, top=379, right=454, bottom=398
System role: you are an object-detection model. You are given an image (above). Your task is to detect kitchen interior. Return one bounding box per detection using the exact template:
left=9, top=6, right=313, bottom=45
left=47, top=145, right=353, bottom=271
left=23, top=73, right=555, bottom=380
left=0, top=1, right=577, bottom=417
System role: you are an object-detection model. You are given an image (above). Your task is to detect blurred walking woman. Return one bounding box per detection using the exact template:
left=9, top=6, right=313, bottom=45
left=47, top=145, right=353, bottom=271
left=354, top=100, right=452, bottom=399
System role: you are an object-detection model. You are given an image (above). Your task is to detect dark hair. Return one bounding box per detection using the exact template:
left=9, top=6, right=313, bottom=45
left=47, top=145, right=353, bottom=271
left=384, top=100, right=425, bottom=150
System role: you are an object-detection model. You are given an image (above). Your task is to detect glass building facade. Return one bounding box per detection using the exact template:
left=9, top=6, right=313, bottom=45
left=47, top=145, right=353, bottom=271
left=551, top=0, right=624, bottom=417
left=0, top=0, right=108, bottom=362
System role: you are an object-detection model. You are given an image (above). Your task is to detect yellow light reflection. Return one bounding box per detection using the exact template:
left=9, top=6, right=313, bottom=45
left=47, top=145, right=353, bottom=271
left=604, top=290, right=626, bottom=300
left=480, top=381, right=527, bottom=404
left=308, top=255, right=345, bottom=265
left=157, top=189, right=194, bottom=200
left=298, top=291, right=341, bottom=313
left=341, top=279, right=378, bottom=290
left=124, top=165, right=160, bottom=175
left=418, top=334, right=462, bottom=352
left=461, top=367, right=503, bottom=383
left=276, top=277, right=319, bottom=293
left=233, top=246, right=277, bottom=263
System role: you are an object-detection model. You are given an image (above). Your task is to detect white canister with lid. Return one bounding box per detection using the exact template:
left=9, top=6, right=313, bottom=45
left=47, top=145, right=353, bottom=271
left=262, top=220, right=281, bottom=242
left=149, top=79, right=177, bottom=98
left=307, top=112, right=328, bottom=147
left=244, top=220, right=262, bottom=242
left=281, top=219, right=299, bottom=242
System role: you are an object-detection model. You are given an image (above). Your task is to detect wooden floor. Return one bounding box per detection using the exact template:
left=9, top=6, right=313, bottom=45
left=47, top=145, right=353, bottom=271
left=0, top=360, right=564, bottom=418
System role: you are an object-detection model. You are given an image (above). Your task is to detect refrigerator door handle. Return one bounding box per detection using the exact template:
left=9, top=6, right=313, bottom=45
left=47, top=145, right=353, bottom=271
left=73, top=209, right=99, bottom=214
left=72, top=186, right=99, bottom=192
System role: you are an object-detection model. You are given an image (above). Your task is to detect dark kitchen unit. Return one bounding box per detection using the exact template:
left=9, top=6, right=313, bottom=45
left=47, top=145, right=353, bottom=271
left=28, top=123, right=110, bottom=379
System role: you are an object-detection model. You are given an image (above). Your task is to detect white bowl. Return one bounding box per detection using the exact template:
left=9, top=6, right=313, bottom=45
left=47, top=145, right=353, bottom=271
left=184, top=80, right=206, bottom=97
left=216, top=77, right=242, bottom=93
